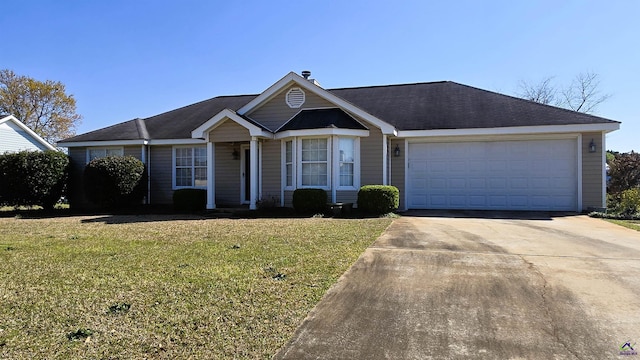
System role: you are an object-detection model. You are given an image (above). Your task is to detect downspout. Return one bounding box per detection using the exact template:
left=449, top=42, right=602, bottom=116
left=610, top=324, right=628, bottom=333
left=141, top=141, right=149, bottom=204
left=146, top=144, right=151, bottom=205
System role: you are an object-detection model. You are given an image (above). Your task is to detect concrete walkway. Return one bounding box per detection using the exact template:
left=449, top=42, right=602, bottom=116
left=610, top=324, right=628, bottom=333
left=274, top=212, right=640, bottom=359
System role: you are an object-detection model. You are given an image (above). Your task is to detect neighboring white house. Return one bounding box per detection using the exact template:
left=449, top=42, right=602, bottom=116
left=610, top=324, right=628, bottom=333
left=0, top=114, right=56, bottom=153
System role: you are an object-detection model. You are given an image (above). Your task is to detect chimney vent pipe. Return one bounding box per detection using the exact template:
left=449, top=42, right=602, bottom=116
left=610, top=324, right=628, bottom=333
left=301, top=70, right=311, bottom=79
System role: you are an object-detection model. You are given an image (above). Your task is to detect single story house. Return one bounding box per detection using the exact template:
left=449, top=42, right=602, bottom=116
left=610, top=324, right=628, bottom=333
left=58, top=71, right=620, bottom=211
left=1, top=114, right=57, bottom=153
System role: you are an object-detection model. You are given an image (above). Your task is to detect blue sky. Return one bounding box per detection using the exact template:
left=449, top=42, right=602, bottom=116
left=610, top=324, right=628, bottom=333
left=2, top=0, right=638, bottom=151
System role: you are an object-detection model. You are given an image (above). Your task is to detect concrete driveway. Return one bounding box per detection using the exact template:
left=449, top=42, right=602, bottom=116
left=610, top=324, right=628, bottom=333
left=274, top=212, right=640, bottom=359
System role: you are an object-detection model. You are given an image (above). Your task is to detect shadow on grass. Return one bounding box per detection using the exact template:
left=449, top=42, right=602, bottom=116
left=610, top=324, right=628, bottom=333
left=2, top=205, right=395, bottom=224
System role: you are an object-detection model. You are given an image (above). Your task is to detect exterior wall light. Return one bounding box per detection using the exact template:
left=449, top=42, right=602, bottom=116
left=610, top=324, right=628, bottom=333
left=589, top=139, right=596, bottom=153
left=394, top=144, right=401, bottom=157
left=232, top=148, right=240, bottom=160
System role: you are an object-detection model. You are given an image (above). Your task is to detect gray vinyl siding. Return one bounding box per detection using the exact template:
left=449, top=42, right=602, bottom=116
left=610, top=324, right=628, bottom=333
left=581, top=132, right=605, bottom=210
left=210, top=120, right=251, bottom=142
left=124, top=146, right=142, bottom=160
left=148, top=146, right=173, bottom=204
left=390, top=138, right=406, bottom=210
left=215, top=142, right=241, bottom=206
left=283, top=190, right=294, bottom=208
left=261, top=140, right=281, bottom=204
left=247, top=85, right=335, bottom=131
left=0, top=122, right=49, bottom=153
left=360, top=126, right=384, bottom=186
left=336, top=191, right=357, bottom=205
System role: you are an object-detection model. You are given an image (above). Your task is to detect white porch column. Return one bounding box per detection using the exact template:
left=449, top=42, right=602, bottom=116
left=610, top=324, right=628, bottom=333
left=250, top=137, right=258, bottom=210
left=331, top=135, right=338, bottom=203
left=382, top=135, right=388, bottom=185
left=206, top=142, right=216, bottom=209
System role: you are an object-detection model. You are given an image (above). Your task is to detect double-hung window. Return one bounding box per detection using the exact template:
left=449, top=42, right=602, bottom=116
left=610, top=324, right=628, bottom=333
left=285, top=140, right=294, bottom=187
left=301, top=138, right=328, bottom=187
left=174, top=146, right=207, bottom=188
left=338, top=138, right=355, bottom=187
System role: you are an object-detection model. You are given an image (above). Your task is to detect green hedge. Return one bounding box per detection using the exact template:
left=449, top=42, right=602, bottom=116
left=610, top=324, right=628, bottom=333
left=83, top=156, right=146, bottom=209
left=173, top=189, right=207, bottom=212
left=357, top=185, right=399, bottom=214
left=0, top=150, right=69, bottom=210
left=292, top=188, right=327, bottom=214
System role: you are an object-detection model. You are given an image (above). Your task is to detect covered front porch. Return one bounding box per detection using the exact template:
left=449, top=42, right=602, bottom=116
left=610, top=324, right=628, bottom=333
left=205, top=138, right=262, bottom=210
left=192, top=109, right=273, bottom=210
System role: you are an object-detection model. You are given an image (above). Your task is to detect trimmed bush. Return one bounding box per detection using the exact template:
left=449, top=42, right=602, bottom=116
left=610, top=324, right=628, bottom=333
left=292, top=188, right=327, bottom=214
left=173, top=189, right=206, bottom=212
left=357, top=185, right=399, bottom=214
left=83, top=156, right=146, bottom=209
left=0, top=150, right=69, bottom=210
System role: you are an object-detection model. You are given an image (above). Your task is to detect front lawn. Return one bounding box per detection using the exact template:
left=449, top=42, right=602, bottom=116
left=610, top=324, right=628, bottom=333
left=606, top=219, right=640, bottom=231
left=0, top=215, right=392, bottom=359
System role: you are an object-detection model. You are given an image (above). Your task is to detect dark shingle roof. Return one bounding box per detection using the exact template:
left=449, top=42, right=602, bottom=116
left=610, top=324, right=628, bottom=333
left=278, top=108, right=368, bottom=132
left=61, top=81, right=618, bottom=143
left=329, top=81, right=617, bottom=130
left=62, top=94, right=256, bottom=142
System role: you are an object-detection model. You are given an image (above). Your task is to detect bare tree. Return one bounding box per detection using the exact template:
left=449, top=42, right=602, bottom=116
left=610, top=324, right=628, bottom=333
left=517, top=71, right=611, bottom=114
left=517, top=76, right=559, bottom=106
left=561, top=72, right=611, bottom=113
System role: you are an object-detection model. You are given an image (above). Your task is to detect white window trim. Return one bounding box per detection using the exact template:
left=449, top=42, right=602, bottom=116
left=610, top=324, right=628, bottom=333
left=281, top=136, right=361, bottom=192
left=298, top=137, right=331, bottom=190
left=86, top=146, right=124, bottom=164
left=172, top=145, right=207, bottom=190
left=282, top=139, right=296, bottom=191
left=335, top=136, right=360, bottom=191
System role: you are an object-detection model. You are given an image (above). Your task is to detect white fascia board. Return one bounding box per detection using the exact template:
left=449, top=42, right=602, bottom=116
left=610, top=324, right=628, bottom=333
left=274, top=128, right=370, bottom=139
left=1, top=115, right=57, bottom=151
left=57, top=139, right=148, bottom=148
left=191, top=108, right=272, bottom=139
left=237, top=72, right=397, bottom=136
left=148, top=139, right=206, bottom=145
left=398, top=123, right=620, bottom=138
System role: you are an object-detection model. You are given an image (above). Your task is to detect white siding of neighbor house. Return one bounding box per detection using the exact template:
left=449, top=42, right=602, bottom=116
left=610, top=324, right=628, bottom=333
left=0, top=121, right=50, bottom=153
left=246, top=85, right=335, bottom=131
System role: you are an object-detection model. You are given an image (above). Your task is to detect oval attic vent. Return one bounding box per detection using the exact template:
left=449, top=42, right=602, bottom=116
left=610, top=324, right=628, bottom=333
left=286, top=87, right=305, bottom=108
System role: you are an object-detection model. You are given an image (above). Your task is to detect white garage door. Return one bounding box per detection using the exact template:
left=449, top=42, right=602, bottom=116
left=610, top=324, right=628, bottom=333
left=407, top=139, right=578, bottom=211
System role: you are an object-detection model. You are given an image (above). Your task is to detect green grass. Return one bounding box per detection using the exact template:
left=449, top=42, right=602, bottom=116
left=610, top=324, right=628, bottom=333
left=606, top=219, right=640, bottom=231
left=0, top=215, right=392, bottom=359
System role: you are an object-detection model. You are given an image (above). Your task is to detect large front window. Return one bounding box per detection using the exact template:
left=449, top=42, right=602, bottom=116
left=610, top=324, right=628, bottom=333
left=174, top=146, right=207, bottom=188
left=301, top=138, right=328, bottom=187
left=282, top=137, right=359, bottom=190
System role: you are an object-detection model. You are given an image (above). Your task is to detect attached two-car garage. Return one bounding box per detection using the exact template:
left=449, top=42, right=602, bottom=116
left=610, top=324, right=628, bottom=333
left=406, top=138, right=578, bottom=211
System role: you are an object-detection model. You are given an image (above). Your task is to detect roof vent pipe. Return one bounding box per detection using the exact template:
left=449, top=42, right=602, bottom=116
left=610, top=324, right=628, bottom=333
left=301, top=70, right=311, bottom=79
